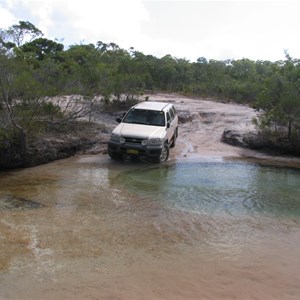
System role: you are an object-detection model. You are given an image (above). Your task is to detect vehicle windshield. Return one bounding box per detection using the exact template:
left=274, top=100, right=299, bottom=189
left=123, top=109, right=165, bottom=126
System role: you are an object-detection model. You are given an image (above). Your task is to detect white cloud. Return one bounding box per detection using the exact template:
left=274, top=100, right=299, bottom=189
left=1, top=0, right=150, bottom=46
left=1, top=0, right=300, bottom=61
left=13, top=0, right=150, bottom=46
left=67, top=0, right=150, bottom=49
left=0, top=2, right=16, bottom=27
left=139, top=0, right=300, bottom=61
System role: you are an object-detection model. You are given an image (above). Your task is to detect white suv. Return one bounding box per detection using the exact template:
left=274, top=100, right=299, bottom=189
left=108, top=101, right=178, bottom=163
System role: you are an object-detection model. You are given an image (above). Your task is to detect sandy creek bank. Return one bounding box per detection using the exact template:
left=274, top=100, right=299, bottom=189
left=2, top=93, right=300, bottom=170
left=1, top=94, right=300, bottom=300
left=141, top=94, right=300, bottom=168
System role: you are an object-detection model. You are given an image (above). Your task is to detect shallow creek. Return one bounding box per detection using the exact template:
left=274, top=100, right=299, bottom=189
left=0, top=154, right=300, bottom=299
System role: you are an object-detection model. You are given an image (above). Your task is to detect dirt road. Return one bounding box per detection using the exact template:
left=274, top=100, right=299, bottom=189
left=142, top=94, right=300, bottom=167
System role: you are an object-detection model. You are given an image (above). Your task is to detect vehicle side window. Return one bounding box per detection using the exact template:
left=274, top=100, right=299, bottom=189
left=166, top=112, right=171, bottom=123
left=169, top=108, right=175, bottom=120
left=171, top=106, right=177, bottom=116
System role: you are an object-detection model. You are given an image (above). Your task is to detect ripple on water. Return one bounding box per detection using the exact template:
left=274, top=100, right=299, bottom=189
left=117, top=161, right=300, bottom=218
left=109, top=160, right=300, bottom=258
left=1, top=159, right=300, bottom=264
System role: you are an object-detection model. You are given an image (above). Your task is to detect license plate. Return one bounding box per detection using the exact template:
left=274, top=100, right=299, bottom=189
left=127, top=149, right=138, bottom=155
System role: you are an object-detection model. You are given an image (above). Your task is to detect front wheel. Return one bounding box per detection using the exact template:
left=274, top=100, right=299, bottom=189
left=108, top=151, right=122, bottom=160
left=153, top=143, right=169, bottom=163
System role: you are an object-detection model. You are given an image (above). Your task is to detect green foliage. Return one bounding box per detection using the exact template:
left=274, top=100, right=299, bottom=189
left=40, top=102, right=62, bottom=117
left=255, top=55, right=300, bottom=140
left=1, top=20, right=300, bottom=155
left=18, top=38, right=64, bottom=60
left=5, top=21, right=43, bottom=47
left=0, top=127, right=19, bottom=147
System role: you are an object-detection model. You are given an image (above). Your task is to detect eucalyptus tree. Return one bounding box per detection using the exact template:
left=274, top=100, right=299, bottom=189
left=18, top=38, right=64, bottom=61
left=227, top=59, right=260, bottom=102
left=255, top=55, right=300, bottom=140
left=0, top=52, right=43, bottom=158
left=2, top=21, right=43, bottom=47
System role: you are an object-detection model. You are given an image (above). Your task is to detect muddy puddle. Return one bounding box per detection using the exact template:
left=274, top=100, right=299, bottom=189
left=0, top=154, right=300, bottom=299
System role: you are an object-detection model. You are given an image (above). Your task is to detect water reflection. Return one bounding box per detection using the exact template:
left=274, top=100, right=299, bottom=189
left=118, top=161, right=300, bottom=218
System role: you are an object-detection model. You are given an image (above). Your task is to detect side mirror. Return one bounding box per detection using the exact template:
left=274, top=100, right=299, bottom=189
left=167, top=122, right=170, bottom=128
left=116, top=117, right=122, bottom=123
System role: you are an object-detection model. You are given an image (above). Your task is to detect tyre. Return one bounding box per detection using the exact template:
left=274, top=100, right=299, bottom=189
left=153, top=143, right=169, bottom=163
left=170, top=128, right=178, bottom=148
left=108, top=151, right=122, bottom=160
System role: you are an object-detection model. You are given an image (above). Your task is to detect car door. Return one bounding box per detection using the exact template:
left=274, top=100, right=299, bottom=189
left=166, top=110, right=176, bottom=143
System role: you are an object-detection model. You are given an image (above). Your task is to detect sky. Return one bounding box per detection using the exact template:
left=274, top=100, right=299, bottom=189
left=0, top=0, right=300, bottom=62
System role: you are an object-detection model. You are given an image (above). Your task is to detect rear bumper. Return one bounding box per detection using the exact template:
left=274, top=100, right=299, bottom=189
left=108, top=141, right=163, bottom=157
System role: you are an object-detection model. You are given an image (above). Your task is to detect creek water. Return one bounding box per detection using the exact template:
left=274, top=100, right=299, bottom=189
left=0, top=154, right=300, bottom=299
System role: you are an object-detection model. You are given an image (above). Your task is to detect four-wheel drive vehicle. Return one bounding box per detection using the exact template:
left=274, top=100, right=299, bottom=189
left=108, top=101, right=178, bottom=163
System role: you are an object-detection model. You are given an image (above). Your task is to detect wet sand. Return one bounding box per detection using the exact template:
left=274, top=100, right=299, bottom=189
left=3, top=243, right=299, bottom=300
left=1, top=190, right=299, bottom=300
left=152, top=93, right=300, bottom=168
left=1, top=95, right=300, bottom=299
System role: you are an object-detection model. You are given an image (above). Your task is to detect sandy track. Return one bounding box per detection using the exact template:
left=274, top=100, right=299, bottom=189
left=145, top=94, right=300, bottom=167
